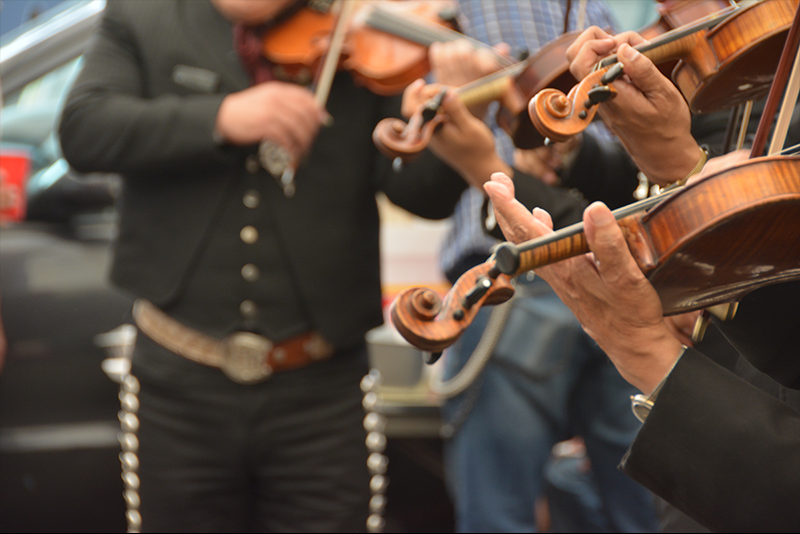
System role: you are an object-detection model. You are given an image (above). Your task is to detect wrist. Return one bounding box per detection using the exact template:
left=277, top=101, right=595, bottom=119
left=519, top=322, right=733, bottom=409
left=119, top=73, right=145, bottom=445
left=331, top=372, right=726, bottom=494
left=630, top=344, right=687, bottom=422
left=615, top=332, right=685, bottom=396
left=641, top=139, right=704, bottom=186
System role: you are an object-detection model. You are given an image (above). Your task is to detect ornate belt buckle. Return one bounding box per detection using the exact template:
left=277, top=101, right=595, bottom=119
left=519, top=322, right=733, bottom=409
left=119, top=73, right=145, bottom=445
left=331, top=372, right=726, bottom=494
left=220, top=332, right=273, bottom=384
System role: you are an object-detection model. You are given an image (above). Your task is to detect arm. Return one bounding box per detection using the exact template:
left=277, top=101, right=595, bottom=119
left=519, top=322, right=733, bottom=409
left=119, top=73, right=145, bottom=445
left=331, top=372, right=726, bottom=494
left=59, top=5, right=235, bottom=176
left=59, top=3, right=324, bottom=178
left=566, top=28, right=703, bottom=186
left=622, top=347, right=800, bottom=532
left=484, top=173, right=800, bottom=531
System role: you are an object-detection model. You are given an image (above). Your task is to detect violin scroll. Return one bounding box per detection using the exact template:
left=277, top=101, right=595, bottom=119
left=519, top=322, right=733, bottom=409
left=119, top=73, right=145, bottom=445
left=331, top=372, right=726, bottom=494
left=528, top=67, right=618, bottom=143
left=390, top=263, right=515, bottom=352
left=372, top=87, right=448, bottom=161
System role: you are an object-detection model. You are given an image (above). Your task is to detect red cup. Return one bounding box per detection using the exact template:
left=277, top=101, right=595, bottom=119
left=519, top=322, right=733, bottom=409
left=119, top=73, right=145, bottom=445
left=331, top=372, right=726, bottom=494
left=0, top=148, right=31, bottom=223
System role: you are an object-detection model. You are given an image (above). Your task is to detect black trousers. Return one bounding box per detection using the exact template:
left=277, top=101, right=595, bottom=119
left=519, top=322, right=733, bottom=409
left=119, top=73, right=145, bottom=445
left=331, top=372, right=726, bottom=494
left=131, top=333, right=371, bottom=533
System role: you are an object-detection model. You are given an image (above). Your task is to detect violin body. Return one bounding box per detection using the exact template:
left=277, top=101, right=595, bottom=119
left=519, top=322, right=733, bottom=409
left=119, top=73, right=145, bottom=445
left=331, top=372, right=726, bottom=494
left=672, top=0, right=798, bottom=113
left=260, top=0, right=458, bottom=95
left=529, top=0, right=799, bottom=144
left=390, top=156, right=800, bottom=352
left=635, top=155, right=800, bottom=314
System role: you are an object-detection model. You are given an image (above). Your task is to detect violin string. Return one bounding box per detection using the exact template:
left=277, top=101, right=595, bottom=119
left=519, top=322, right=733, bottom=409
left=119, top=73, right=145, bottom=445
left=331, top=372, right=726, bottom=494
left=366, top=5, right=513, bottom=67
left=598, top=5, right=739, bottom=68
left=777, top=141, right=800, bottom=156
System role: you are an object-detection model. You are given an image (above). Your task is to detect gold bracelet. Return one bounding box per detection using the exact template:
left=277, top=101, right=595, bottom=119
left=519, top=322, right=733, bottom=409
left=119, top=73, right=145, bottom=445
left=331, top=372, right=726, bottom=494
left=635, top=145, right=710, bottom=199
left=675, top=145, right=709, bottom=187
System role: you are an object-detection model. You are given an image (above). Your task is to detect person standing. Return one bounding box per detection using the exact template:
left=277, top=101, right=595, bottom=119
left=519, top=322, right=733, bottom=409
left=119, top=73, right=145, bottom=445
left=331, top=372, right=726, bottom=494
left=57, top=0, right=511, bottom=530
left=428, top=1, right=659, bottom=531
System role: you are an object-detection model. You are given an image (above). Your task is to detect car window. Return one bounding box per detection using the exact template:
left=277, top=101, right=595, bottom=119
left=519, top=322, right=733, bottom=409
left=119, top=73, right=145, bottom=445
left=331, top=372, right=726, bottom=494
left=2, top=56, right=82, bottom=148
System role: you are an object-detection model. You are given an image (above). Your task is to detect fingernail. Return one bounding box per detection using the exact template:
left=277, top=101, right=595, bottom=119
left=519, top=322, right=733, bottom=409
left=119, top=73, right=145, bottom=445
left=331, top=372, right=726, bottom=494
left=588, top=203, right=614, bottom=226
left=622, top=45, right=639, bottom=62
left=323, top=113, right=334, bottom=127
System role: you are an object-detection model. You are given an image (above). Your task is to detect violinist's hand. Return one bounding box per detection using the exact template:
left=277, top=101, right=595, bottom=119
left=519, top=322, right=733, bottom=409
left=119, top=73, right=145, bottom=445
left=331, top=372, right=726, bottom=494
left=215, top=81, right=327, bottom=161
left=484, top=172, right=685, bottom=395
left=664, top=312, right=700, bottom=348
left=402, top=80, right=512, bottom=188
left=513, top=135, right=583, bottom=186
left=565, top=27, right=701, bottom=186
left=429, top=39, right=511, bottom=119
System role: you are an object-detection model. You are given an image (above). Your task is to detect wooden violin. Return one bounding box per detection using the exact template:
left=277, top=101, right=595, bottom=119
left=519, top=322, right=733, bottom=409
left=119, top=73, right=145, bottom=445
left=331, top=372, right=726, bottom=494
left=391, top=155, right=800, bottom=352
left=530, top=0, right=798, bottom=144
left=371, top=0, right=747, bottom=161
left=260, top=0, right=508, bottom=95
left=500, top=0, right=736, bottom=147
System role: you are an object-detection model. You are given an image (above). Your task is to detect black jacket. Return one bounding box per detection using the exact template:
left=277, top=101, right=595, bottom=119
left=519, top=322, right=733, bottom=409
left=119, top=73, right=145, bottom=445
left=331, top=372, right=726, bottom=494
left=59, top=0, right=473, bottom=346
left=621, top=281, right=800, bottom=532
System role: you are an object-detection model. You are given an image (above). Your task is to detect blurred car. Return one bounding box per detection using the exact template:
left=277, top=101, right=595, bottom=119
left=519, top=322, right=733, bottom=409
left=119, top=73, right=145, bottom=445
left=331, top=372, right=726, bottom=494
left=1, top=1, right=133, bottom=532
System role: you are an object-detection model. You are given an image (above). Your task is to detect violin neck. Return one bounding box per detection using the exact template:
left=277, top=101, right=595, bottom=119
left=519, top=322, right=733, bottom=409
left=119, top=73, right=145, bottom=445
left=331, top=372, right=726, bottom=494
left=365, top=5, right=512, bottom=66
left=454, top=57, right=533, bottom=107
left=494, top=191, right=675, bottom=276
left=599, top=5, right=738, bottom=68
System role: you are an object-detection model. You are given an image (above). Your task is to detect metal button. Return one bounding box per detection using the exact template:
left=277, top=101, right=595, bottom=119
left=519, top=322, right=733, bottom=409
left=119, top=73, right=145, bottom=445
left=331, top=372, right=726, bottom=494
left=124, top=489, right=141, bottom=509
left=120, top=452, right=139, bottom=471
left=120, top=393, right=139, bottom=413
left=240, top=300, right=257, bottom=317
left=126, top=510, right=142, bottom=529
left=123, top=472, right=140, bottom=490
left=123, top=375, right=140, bottom=395
left=243, top=190, right=261, bottom=209
left=118, top=432, right=139, bottom=452
left=240, top=226, right=258, bottom=244
left=245, top=155, right=261, bottom=174
left=241, top=264, right=260, bottom=282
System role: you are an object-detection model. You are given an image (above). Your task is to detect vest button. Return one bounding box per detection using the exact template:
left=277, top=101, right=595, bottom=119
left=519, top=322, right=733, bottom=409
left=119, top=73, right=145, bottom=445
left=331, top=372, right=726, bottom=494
left=240, top=226, right=258, bottom=244
left=239, top=300, right=257, bottom=317
left=241, top=264, right=260, bottom=282
left=243, top=189, right=260, bottom=209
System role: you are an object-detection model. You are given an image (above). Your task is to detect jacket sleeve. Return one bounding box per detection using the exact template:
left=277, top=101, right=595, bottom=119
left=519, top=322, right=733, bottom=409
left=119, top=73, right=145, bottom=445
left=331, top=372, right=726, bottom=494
left=58, top=3, right=237, bottom=178
left=620, top=347, right=800, bottom=532
left=560, top=131, right=640, bottom=210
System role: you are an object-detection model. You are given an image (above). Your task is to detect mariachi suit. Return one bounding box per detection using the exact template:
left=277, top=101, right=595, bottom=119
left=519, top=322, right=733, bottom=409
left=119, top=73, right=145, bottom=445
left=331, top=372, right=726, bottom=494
left=58, top=0, right=480, bottom=531
left=620, top=280, right=800, bottom=533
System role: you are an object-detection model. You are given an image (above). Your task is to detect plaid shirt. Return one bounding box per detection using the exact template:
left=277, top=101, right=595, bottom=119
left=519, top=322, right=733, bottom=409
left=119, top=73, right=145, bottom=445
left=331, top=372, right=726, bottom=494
left=439, top=0, right=618, bottom=276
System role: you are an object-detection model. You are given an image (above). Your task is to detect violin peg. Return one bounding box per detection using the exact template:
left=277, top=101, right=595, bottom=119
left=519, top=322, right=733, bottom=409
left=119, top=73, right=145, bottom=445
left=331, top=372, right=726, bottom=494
left=586, top=85, right=616, bottom=106
left=600, top=62, right=625, bottom=85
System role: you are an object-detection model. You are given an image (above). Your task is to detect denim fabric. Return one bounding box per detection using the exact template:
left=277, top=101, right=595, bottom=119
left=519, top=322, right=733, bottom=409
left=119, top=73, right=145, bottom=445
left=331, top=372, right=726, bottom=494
left=441, top=278, right=658, bottom=532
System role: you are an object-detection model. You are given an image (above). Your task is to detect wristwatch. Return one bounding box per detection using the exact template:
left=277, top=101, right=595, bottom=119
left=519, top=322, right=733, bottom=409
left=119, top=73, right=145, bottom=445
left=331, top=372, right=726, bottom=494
left=630, top=346, right=687, bottom=423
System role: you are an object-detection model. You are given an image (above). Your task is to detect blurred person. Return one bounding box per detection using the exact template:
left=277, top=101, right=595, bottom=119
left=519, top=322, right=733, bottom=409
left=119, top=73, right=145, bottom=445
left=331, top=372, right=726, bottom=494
left=56, top=0, right=533, bottom=530
left=483, top=28, right=800, bottom=532
left=422, top=1, right=659, bottom=531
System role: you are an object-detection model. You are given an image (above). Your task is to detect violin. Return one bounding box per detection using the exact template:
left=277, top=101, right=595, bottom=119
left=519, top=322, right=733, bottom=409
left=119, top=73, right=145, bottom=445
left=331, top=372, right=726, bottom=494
left=530, top=0, right=798, bottom=144
left=256, top=0, right=508, bottom=195
left=260, top=0, right=507, bottom=95
left=390, top=0, right=800, bottom=354
left=391, top=155, right=800, bottom=352
left=371, top=0, right=748, bottom=161
left=500, top=0, right=737, bottom=148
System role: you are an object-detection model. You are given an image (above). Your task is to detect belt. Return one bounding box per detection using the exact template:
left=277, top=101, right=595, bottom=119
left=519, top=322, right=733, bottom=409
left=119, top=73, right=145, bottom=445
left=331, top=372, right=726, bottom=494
left=132, top=300, right=334, bottom=384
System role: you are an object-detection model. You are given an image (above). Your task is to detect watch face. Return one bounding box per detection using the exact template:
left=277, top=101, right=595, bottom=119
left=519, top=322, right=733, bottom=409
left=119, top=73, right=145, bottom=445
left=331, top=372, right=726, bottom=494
left=631, top=394, right=654, bottom=423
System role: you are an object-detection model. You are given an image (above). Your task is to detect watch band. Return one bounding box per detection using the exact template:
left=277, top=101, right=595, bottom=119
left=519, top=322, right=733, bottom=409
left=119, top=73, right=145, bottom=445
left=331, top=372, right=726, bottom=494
left=630, top=345, right=687, bottom=423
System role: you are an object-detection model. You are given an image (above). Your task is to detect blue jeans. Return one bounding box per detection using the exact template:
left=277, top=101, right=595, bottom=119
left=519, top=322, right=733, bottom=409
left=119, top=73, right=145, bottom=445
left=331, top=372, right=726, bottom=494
left=441, top=278, right=658, bottom=533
